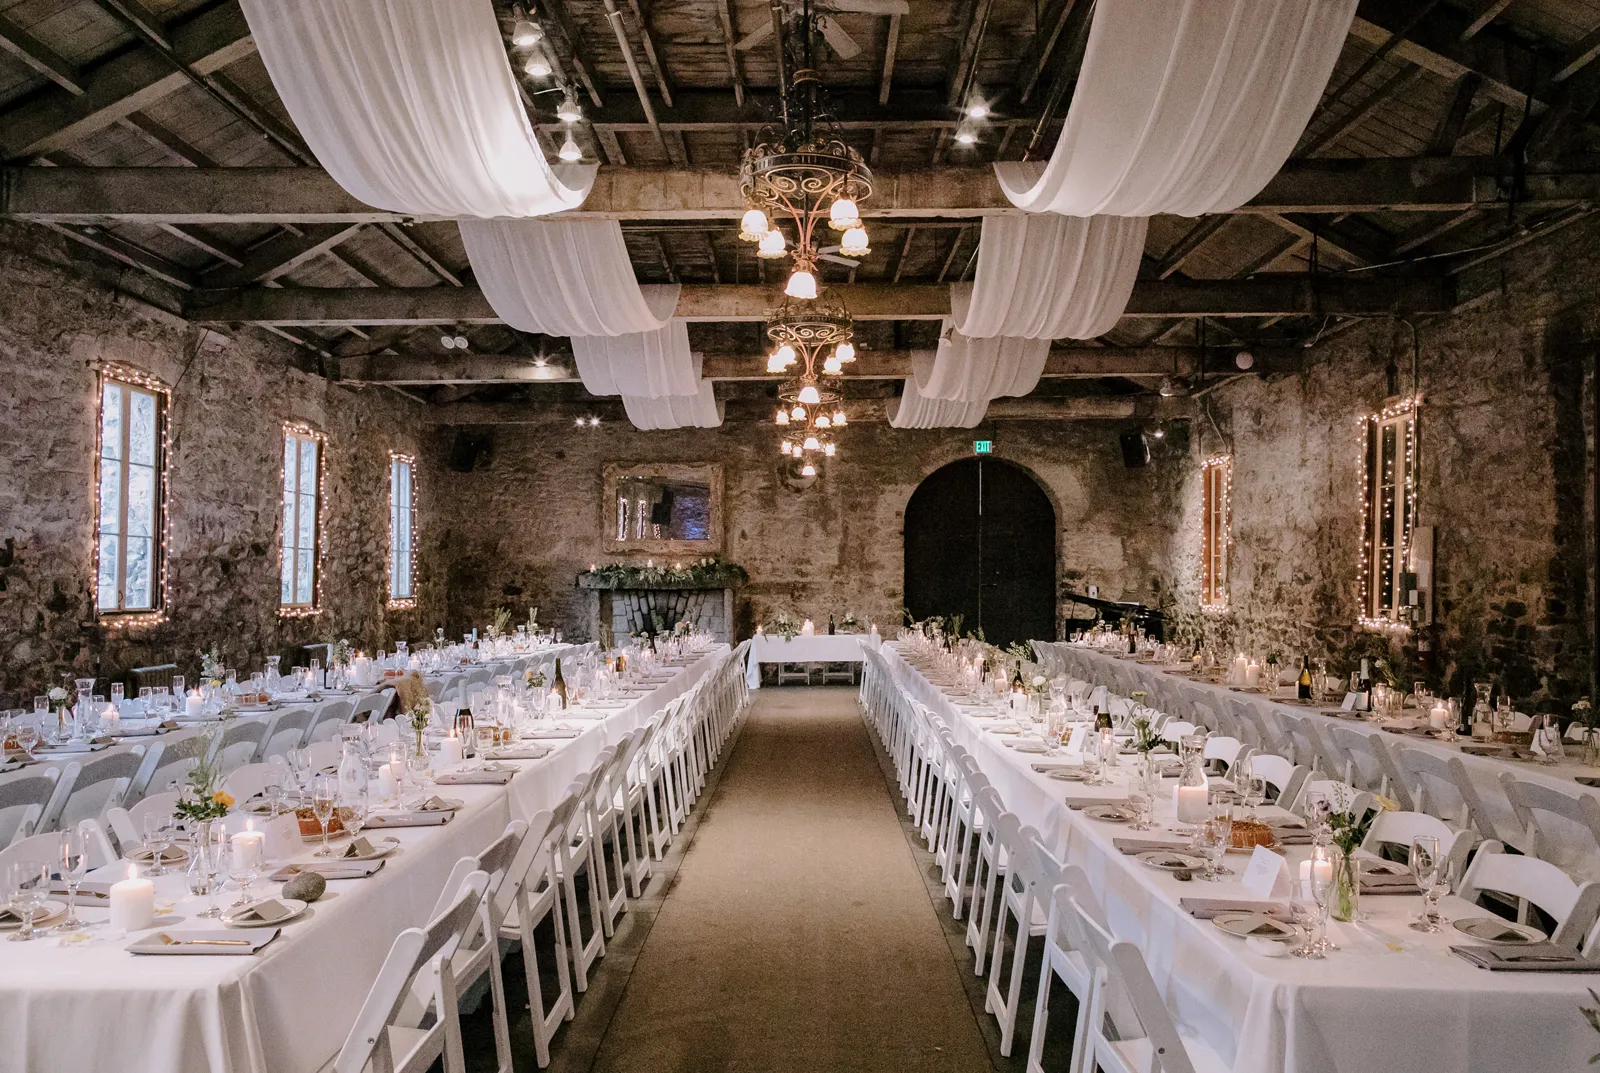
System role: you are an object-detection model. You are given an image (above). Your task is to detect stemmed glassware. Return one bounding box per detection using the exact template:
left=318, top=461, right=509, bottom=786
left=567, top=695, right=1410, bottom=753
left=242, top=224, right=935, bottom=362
left=226, top=844, right=260, bottom=909
left=311, top=774, right=338, bottom=858
left=1409, top=836, right=1448, bottom=932
left=1292, top=846, right=1337, bottom=958
left=57, top=830, right=88, bottom=930
left=142, top=814, right=173, bottom=876
left=6, top=860, right=49, bottom=941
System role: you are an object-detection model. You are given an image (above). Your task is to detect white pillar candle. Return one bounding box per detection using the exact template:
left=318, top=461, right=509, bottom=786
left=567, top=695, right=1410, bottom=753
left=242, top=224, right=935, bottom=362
left=440, top=732, right=465, bottom=766
left=230, top=827, right=265, bottom=871
left=185, top=690, right=204, bottom=719
left=109, top=866, right=155, bottom=933
left=377, top=761, right=400, bottom=801
left=1428, top=704, right=1449, bottom=730
left=100, top=703, right=120, bottom=733
left=1298, top=857, right=1333, bottom=899
left=1244, top=661, right=1260, bottom=688
left=1231, top=654, right=1247, bottom=686
left=1174, top=784, right=1210, bottom=824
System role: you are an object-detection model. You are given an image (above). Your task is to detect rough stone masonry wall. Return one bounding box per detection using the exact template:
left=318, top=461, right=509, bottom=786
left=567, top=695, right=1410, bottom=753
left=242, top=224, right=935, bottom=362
left=1165, top=218, right=1598, bottom=712
left=0, top=224, right=439, bottom=706
left=423, top=414, right=1186, bottom=645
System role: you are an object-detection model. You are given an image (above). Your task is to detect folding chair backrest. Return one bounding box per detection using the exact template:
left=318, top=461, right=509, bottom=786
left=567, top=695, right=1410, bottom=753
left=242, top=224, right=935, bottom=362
left=46, top=746, right=146, bottom=830
left=1499, top=774, right=1600, bottom=861
left=0, top=768, right=61, bottom=846
left=1071, top=898, right=1200, bottom=1073
left=1459, top=846, right=1600, bottom=947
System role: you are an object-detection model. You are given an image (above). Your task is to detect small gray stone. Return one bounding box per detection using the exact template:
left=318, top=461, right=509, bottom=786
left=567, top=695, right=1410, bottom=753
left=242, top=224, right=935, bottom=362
left=282, top=871, right=328, bottom=902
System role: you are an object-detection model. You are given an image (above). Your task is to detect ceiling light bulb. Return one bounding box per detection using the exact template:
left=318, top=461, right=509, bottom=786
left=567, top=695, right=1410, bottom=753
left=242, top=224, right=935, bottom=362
left=440, top=334, right=457, bottom=349
left=766, top=352, right=786, bottom=373
left=798, top=384, right=821, bottom=405
left=525, top=56, right=552, bottom=78
left=511, top=19, right=543, bottom=46
left=955, top=125, right=978, bottom=146
left=575, top=417, right=585, bottom=427
left=556, top=93, right=581, bottom=123
left=815, top=414, right=831, bottom=429
left=558, top=133, right=582, bottom=162
left=452, top=335, right=469, bottom=349
left=739, top=208, right=769, bottom=241
left=823, top=443, right=836, bottom=457
left=757, top=229, right=787, bottom=259
left=801, top=463, right=817, bottom=477
left=791, top=404, right=806, bottom=420
left=966, top=100, right=988, bottom=119
left=784, top=268, right=817, bottom=299
left=822, top=356, right=843, bottom=374
left=589, top=416, right=600, bottom=426
left=776, top=344, right=796, bottom=367
left=832, top=409, right=847, bottom=426
left=776, top=409, right=790, bottom=425
left=840, top=226, right=870, bottom=256
left=1151, top=427, right=1165, bottom=439
left=803, top=435, right=820, bottom=451
left=828, top=197, right=860, bottom=230
left=834, top=341, right=855, bottom=363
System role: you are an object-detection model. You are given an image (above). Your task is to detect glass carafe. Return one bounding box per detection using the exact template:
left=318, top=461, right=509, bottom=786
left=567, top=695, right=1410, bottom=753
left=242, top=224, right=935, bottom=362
left=1173, top=733, right=1210, bottom=828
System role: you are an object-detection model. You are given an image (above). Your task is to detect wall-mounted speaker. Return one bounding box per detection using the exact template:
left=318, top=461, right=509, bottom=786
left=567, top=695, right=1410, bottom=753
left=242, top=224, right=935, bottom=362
left=1119, top=429, right=1150, bottom=469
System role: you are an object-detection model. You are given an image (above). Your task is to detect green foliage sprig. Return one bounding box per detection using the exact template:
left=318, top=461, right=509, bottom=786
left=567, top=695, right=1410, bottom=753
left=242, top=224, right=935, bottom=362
left=581, top=557, right=749, bottom=590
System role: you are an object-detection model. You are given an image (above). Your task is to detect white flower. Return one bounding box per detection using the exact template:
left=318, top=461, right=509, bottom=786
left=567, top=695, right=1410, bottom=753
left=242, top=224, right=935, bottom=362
left=47, top=687, right=67, bottom=701
left=1032, top=676, right=1046, bottom=687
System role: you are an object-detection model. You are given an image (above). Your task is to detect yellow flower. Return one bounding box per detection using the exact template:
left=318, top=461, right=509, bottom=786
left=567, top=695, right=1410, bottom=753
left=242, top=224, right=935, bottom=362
left=212, top=791, right=235, bottom=808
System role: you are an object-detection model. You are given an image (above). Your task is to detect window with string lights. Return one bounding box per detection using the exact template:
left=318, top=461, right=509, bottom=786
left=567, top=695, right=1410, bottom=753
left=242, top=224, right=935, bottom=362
left=94, top=366, right=170, bottom=624
left=280, top=423, right=326, bottom=617
left=1199, top=455, right=1231, bottom=613
left=388, top=453, right=417, bottom=609
left=1358, top=398, right=1419, bottom=631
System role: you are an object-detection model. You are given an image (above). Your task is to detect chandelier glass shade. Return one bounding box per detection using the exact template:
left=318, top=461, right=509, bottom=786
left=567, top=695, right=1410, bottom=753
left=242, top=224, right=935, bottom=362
left=766, top=293, right=852, bottom=467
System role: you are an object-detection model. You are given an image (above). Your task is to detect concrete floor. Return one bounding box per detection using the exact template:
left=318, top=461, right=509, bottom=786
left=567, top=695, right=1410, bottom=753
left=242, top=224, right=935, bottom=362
left=463, top=686, right=1030, bottom=1073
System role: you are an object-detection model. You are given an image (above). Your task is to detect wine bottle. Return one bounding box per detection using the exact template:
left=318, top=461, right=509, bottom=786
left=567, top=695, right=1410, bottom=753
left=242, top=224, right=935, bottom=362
left=552, top=659, right=568, bottom=709
left=1357, top=658, right=1372, bottom=711
left=828, top=613, right=836, bottom=636
left=1012, top=664, right=1025, bottom=692
left=1297, top=656, right=1313, bottom=701
left=1095, top=707, right=1112, bottom=731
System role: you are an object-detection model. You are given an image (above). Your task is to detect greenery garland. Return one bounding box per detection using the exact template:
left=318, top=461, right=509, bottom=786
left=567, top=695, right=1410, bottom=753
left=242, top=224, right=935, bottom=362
left=580, top=557, right=749, bottom=590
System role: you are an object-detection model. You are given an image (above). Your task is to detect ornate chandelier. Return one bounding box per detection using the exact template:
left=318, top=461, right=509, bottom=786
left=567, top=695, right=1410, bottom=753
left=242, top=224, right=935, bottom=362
left=737, top=5, right=870, bottom=476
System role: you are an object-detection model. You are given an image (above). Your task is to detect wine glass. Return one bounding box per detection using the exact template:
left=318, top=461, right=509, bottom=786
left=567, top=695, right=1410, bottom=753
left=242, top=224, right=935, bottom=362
left=343, top=787, right=369, bottom=851
left=1409, top=836, right=1448, bottom=932
left=1293, top=850, right=1337, bottom=958
left=57, top=830, right=88, bottom=930
left=225, top=843, right=260, bottom=909
left=13, top=719, right=38, bottom=760
left=405, top=753, right=433, bottom=808
left=6, top=860, right=49, bottom=941
left=142, top=814, right=172, bottom=876
left=311, top=774, right=338, bottom=858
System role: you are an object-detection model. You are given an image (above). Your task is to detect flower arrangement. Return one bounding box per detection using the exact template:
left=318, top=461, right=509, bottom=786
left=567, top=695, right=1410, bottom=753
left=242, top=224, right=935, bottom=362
left=1029, top=675, right=1050, bottom=696
left=1005, top=642, right=1034, bottom=664
left=524, top=668, right=547, bottom=689
left=767, top=611, right=800, bottom=641
left=840, top=611, right=859, bottom=630
left=198, top=644, right=224, bottom=683
left=1312, top=793, right=1395, bottom=922
left=526, top=606, right=540, bottom=632
left=1129, top=715, right=1161, bottom=754
left=394, top=671, right=431, bottom=756
left=173, top=727, right=232, bottom=823
left=487, top=606, right=512, bottom=640
left=326, top=638, right=353, bottom=668
left=581, top=557, right=749, bottom=590
left=46, top=685, right=69, bottom=715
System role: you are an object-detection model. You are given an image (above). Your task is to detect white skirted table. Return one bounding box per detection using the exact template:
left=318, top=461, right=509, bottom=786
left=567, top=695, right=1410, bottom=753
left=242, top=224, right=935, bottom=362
left=0, top=646, right=727, bottom=1073
left=744, top=633, right=873, bottom=688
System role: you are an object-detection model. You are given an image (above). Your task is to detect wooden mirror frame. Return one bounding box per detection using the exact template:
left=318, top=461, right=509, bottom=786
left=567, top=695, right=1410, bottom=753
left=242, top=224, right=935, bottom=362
left=602, top=462, right=725, bottom=557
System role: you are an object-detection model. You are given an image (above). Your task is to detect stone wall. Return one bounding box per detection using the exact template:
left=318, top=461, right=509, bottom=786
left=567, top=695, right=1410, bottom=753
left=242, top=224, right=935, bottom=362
left=606, top=588, right=729, bottom=641
left=423, top=414, right=1185, bottom=646
left=1164, top=220, right=1598, bottom=711
left=0, top=225, right=440, bottom=705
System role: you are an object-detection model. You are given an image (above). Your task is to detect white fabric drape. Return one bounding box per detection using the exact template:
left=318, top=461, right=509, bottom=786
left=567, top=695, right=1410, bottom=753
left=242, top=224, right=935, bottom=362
left=461, top=220, right=679, bottom=337
left=888, top=382, right=990, bottom=429
left=995, top=0, right=1358, bottom=216
left=911, top=331, right=1049, bottom=403
left=571, top=320, right=700, bottom=398
left=951, top=215, right=1147, bottom=340
left=239, top=0, right=594, bottom=217
left=622, top=381, right=724, bottom=430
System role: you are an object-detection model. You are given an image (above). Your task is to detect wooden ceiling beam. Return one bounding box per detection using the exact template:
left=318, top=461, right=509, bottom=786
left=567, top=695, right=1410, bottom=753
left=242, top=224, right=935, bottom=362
left=0, top=12, right=83, bottom=94
left=188, top=275, right=1454, bottom=327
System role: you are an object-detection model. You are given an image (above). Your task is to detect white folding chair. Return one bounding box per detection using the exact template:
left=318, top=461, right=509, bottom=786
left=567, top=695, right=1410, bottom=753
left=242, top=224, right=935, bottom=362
left=0, top=817, right=118, bottom=877
left=1358, top=809, right=1474, bottom=881
left=0, top=768, right=61, bottom=846
left=259, top=708, right=315, bottom=761
left=1458, top=845, right=1600, bottom=948
left=986, top=824, right=1060, bottom=1055
left=351, top=689, right=396, bottom=723
left=965, top=788, right=1013, bottom=978
left=307, top=700, right=356, bottom=745
left=1241, top=753, right=1306, bottom=808
left=1498, top=773, right=1600, bottom=863
left=105, top=791, right=180, bottom=857
left=39, top=745, right=146, bottom=831
left=222, top=760, right=289, bottom=806
left=130, top=728, right=210, bottom=801
left=210, top=718, right=270, bottom=775
left=1027, top=868, right=1109, bottom=1073
left=321, top=870, right=489, bottom=1073
left=1395, top=746, right=1499, bottom=840
left=547, top=787, right=605, bottom=992
left=1200, top=735, right=1243, bottom=776
left=497, top=809, right=573, bottom=1068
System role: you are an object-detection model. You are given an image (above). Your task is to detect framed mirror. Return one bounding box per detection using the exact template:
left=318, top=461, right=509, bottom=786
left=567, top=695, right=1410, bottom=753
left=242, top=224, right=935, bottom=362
left=603, top=462, right=724, bottom=556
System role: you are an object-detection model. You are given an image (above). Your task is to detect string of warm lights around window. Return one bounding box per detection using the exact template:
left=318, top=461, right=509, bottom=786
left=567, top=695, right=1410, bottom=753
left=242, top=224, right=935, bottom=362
left=92, top=363, right=171, bottom=627
left=279, top=421, right=328, bottom=619
left=1355, top=396, right=1419, bottom=633
left=1199, top=454, right=1232, bottom=615
left=387, top=452, right=417, bottom=611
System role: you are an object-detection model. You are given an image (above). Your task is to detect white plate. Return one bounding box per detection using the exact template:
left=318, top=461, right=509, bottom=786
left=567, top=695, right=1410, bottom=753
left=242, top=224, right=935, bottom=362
left=1006, top=741, right=1049, bottom=754
left=1451, top=916, right=1546, bottom=944
left=222, top=898, right=309, bottom=928
left=126, top=846, right=190, bottom=866
left=1046, top=768, right=1090, bottom=782
left=1082, top=804, right=1136, bottom=822
left=1137, top=850, right=1206, bottom=872
left=328, top=836, right=401, bottom=862
left=1211, top=912, right=1303, bottom=942
left=0, top=900, right=66, bottom=931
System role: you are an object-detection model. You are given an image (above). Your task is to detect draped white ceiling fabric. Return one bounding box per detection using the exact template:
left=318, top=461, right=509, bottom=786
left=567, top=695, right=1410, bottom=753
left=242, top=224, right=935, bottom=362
left=950, top=214, right=1147, bottom=340
left=911, top=331, right=1050, bottom=403
left=461, top=219, right=679, bottom=337
left=622, top=381, right=724, bottom=430
left=888, top=381, right=991, bottom=429
left=570, top=320, right=700, bottom=398
left=239, top=0, right=594, bottom=217
left=994, top=0, right=1358, bottom=217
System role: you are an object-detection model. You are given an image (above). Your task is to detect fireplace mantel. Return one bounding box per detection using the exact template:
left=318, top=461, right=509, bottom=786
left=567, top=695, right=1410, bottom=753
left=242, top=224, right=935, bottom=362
left=577, top=580, right=736, bottom=645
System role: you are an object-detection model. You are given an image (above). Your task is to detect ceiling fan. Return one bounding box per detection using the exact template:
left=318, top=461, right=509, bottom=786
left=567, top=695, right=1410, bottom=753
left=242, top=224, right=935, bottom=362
left=735, top=0, right=910, bottom=61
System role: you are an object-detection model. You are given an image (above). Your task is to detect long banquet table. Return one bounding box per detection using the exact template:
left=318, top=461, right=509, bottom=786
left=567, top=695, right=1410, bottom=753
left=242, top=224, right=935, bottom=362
left=882, top=642, right=1597, bottom=1073
left=744, top=633, right=869, bottom=688
left=0, top=644, right=727, bottom=1073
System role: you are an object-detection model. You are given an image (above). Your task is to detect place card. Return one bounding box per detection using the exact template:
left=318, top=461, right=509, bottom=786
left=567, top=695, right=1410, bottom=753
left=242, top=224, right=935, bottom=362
left=1240, top=846, right=1291, bottom=898
left=235, top=899, right=293, bottom=923
left=343, top=837, right=378, bottom=859
left=1341, top=691, right=1366, bottom=712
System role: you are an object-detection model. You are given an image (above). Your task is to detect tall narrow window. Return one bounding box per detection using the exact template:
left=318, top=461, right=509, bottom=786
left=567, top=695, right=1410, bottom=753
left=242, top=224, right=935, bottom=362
left=388, top=453, right=416, bottom=608
left=96, top=368, right=169, bottom=621
left=1199, top=455, right=1231, bottom=612
left=1359, top=400, right=1418, bottom=630
left=280, top=424, right=325, bottom=615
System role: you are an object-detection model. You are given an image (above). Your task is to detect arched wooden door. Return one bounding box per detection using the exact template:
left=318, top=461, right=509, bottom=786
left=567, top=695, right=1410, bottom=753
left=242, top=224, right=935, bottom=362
left=903, top=457, right=1056, bottom=648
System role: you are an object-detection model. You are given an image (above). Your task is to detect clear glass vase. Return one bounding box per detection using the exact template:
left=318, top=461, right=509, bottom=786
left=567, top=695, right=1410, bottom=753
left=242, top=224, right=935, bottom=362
left=1330, top=849, right=1361, bottom=922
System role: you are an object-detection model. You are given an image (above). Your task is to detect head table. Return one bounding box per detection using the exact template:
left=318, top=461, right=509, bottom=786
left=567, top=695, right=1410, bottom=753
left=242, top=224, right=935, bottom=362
left=882, top=642, right=1598, bottom=1073
left=0, top=644, right=727, bottom=1073
left=744, top=632, right=872, bottom=688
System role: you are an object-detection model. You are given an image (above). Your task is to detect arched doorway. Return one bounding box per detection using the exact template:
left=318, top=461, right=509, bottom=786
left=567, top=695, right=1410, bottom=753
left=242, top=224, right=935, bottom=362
left=903, top=457, right=1056, bottom=648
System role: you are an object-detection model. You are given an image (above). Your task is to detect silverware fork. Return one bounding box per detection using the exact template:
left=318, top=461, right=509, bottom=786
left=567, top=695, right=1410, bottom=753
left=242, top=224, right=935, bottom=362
left=156, top=933, right=253, bottom=947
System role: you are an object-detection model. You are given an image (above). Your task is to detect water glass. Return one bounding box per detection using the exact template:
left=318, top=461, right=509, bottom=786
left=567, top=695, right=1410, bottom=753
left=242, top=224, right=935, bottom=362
left=5, top=860, right=50, bottom=941
left=1409, top=836, right=1448, bottom=932
left=226, top=845, right=260, bottom=908
left=311, top=774, right=338, bottom=858
left=57, top=830, right=88, bottom=930
left=142, top=814, right=172, bottom=875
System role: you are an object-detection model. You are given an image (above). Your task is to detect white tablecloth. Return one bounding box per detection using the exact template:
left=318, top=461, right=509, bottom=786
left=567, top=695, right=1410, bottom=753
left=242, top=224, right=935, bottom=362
left=0, top=645, right=727, bottom=1073
left=884, top=643, right=1599, bottom=1073
left=745, top=634, right=870, bottom=688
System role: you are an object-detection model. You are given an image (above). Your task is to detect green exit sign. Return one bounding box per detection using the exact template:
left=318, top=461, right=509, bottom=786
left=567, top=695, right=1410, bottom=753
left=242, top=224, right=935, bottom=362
left=973, top=440, right=993, bottom=454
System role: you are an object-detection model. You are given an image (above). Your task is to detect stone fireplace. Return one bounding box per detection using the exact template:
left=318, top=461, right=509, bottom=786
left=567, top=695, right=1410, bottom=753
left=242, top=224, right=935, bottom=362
left=578, top=577, right=735, bottom=644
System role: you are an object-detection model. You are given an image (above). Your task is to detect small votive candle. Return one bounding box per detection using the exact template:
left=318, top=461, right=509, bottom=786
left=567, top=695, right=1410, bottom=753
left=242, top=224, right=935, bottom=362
left=1428, top=704, right=1449, bottom=730
left=440, top=732, right=465, bottom=766
left=377, top=761, right=400, bottom=801
left=1174, top=784, right=1209, bottom=824
left=230, top=824, right=265, bottom=871
left=185, top=689, right=204, bottom=719
left=1299, top=856, right=1333, bottom=899
left=109, top=865, right=155, bottom=933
